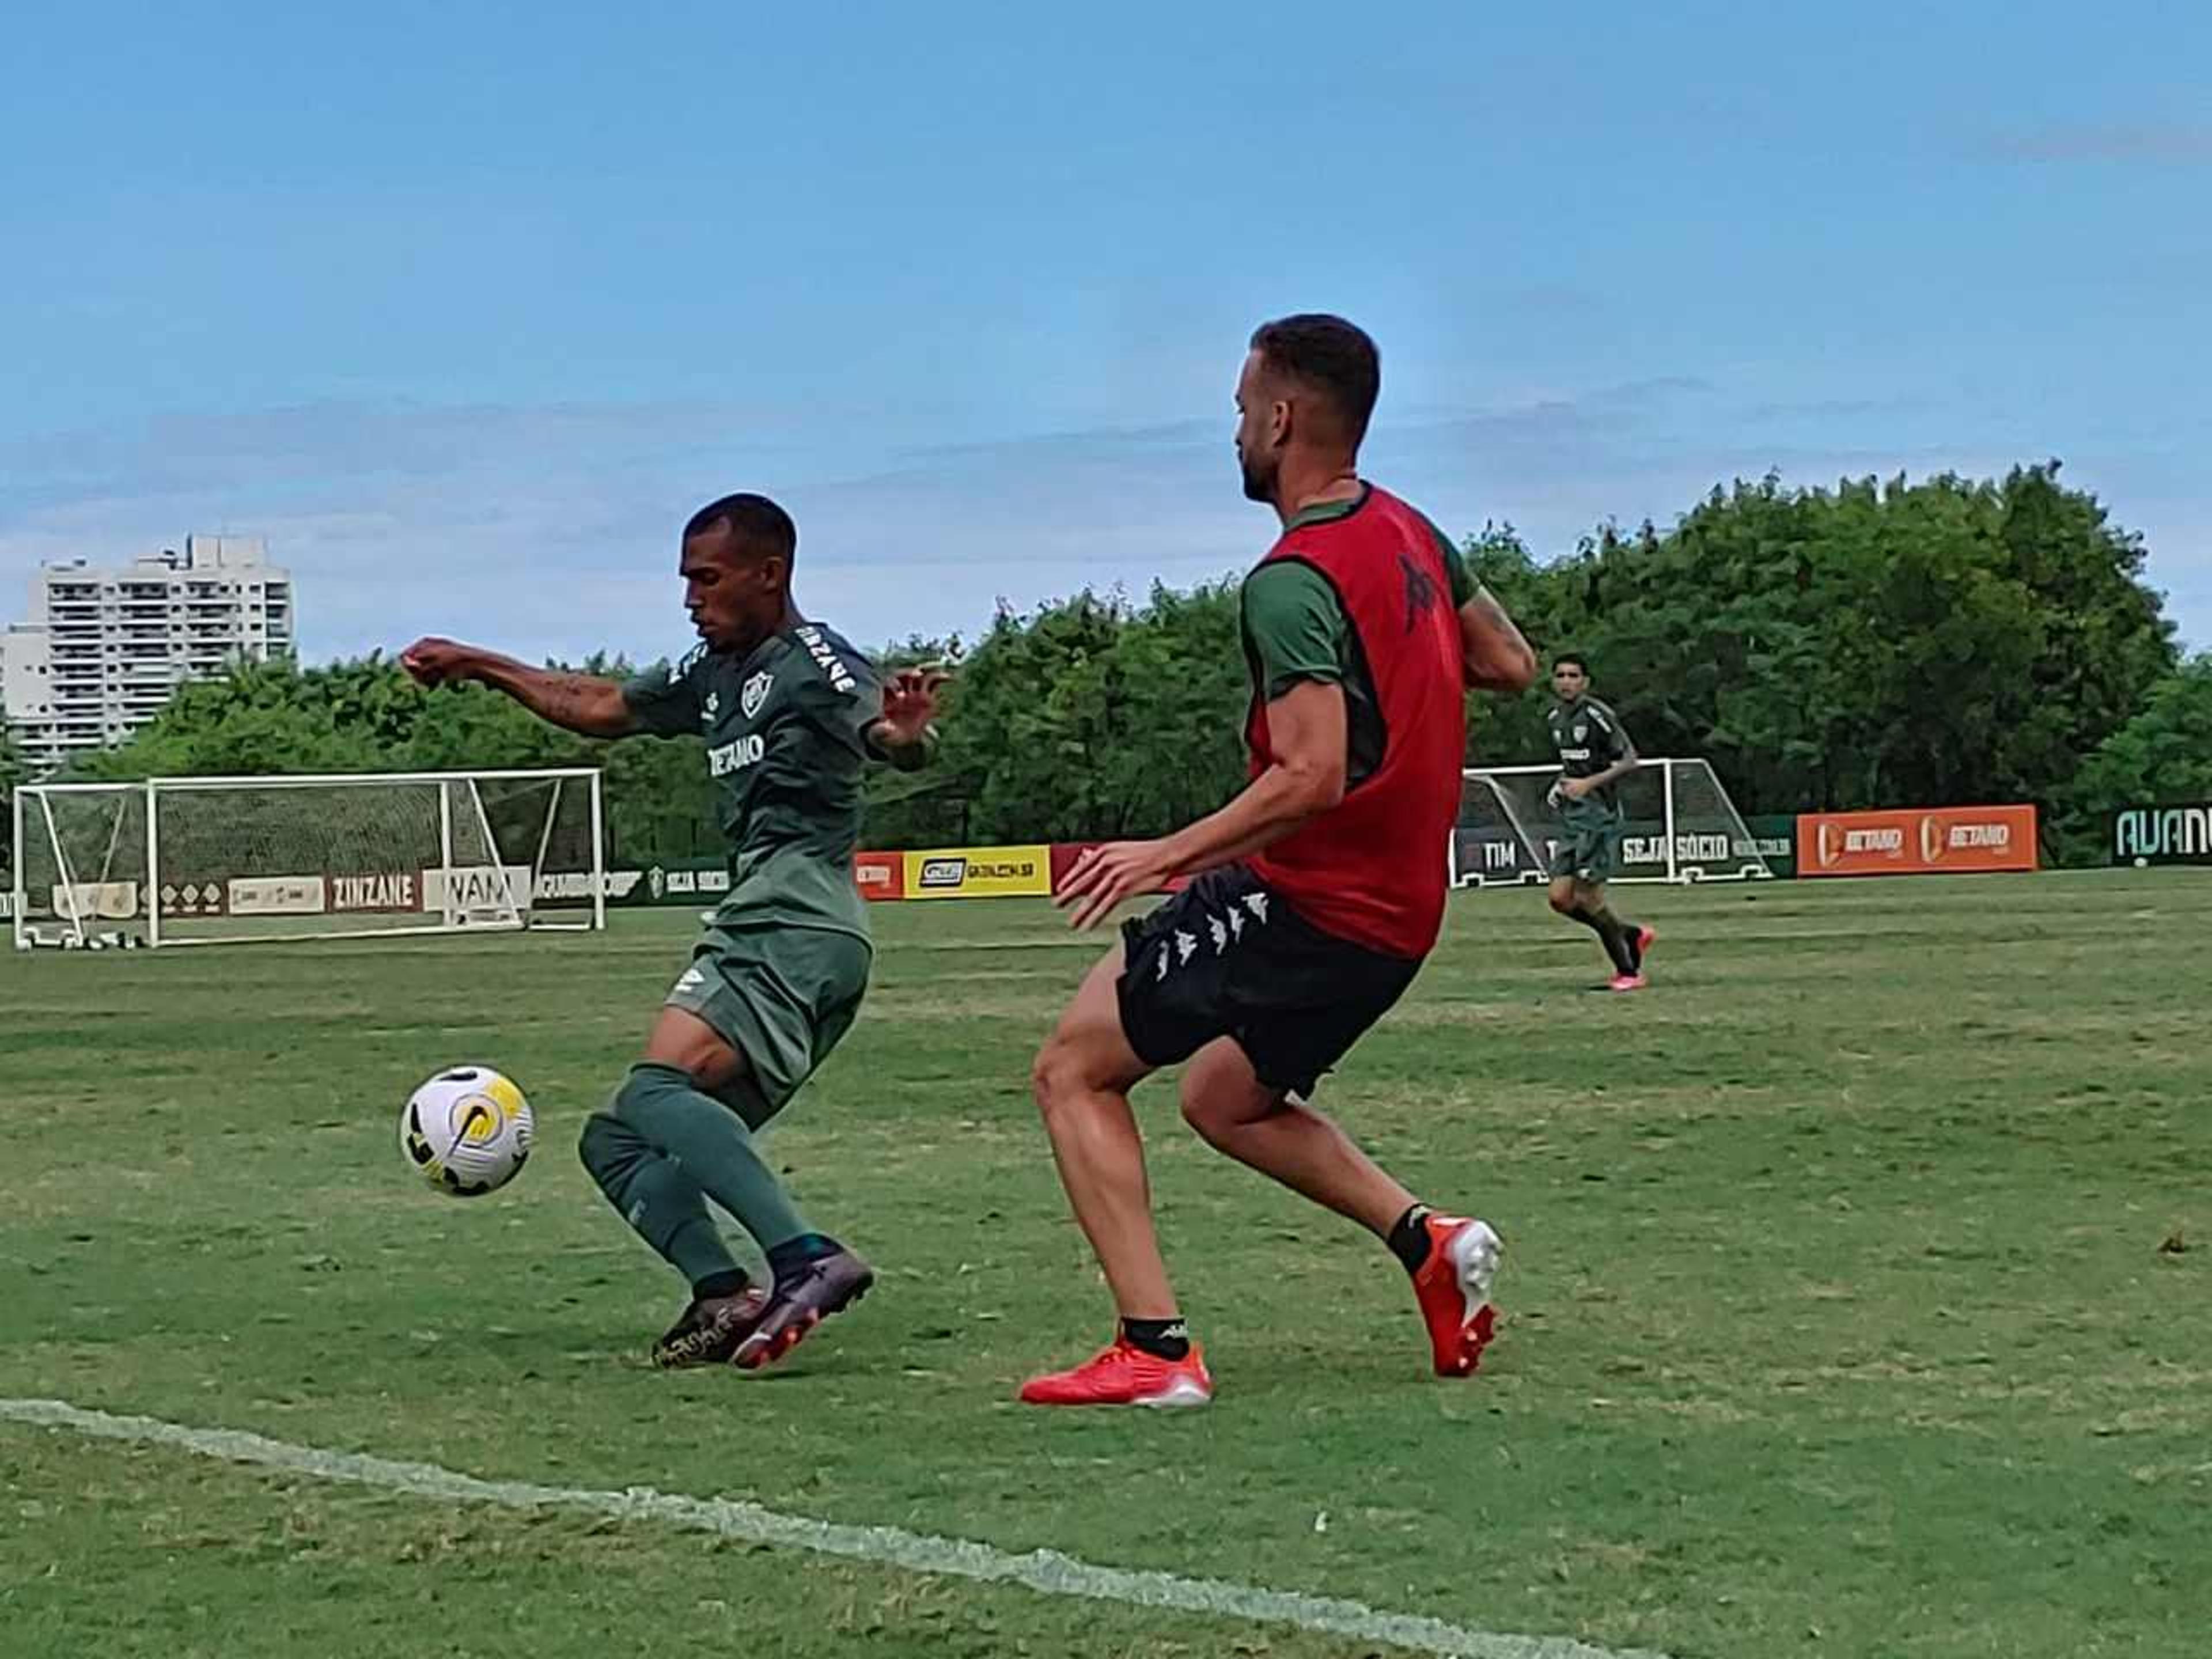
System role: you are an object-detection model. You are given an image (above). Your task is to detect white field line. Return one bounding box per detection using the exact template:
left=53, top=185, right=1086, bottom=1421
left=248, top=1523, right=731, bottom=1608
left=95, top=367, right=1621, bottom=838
left=1, top=1396, right=1669, bottom=1659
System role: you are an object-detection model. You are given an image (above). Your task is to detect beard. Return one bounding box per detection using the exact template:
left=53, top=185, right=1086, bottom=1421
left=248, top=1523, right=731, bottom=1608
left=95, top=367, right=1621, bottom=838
left=1238, top=448, right=1278, bottom=505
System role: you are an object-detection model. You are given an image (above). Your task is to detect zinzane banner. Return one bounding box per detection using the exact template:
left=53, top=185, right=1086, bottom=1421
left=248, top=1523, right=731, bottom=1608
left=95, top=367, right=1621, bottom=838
left=1797, top=805, right=2037, bottom=878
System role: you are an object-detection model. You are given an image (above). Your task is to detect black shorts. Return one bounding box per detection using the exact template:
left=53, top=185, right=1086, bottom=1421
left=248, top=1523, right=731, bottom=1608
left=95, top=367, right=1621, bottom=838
left=1115, top=866, right=1423, bottom=1099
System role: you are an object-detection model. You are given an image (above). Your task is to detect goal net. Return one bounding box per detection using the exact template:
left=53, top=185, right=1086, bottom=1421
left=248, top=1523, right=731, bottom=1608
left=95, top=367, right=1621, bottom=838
left=12, top=769, right=605, bottom=948
left=1450, top=757, right=1771, bottom=887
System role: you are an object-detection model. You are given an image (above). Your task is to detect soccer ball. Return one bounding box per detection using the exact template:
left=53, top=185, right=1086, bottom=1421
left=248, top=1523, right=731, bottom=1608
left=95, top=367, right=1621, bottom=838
left=400, top=1066, right=535, bottom=1197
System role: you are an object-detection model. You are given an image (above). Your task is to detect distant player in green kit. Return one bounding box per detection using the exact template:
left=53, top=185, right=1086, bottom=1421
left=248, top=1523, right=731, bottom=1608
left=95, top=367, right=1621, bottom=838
left=402, top=493, right=942, bottom=1371
left=1544, top=653, right=1654, bottom=991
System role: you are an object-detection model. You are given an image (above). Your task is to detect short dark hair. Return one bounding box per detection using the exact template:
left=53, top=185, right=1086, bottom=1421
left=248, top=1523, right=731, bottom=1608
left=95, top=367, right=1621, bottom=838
left=1249, top=313, right=1380, bottom=446
left=684, top=492, right=797, bottom=566
left=1553, top=653, right=1589, bottom=673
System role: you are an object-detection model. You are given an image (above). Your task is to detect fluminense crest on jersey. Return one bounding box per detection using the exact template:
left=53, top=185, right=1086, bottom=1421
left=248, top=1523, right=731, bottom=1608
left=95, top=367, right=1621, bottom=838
left=741, top=671, right=774, bottom=718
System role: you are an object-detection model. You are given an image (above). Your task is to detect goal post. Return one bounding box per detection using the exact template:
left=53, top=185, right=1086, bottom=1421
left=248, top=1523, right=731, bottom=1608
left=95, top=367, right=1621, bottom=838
left=9, top=781, right=153, bottom=950
left=12, top=768, right=607, bottom=949
left=1451, top=757, right=1772, bottom=888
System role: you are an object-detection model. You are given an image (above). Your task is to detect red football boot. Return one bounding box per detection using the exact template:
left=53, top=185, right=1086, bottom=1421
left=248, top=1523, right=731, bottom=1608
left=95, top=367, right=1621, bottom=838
left=1018, top=1338, right=1213, bottom=1408
left=1409, top=1215, right=1503, bottom=1377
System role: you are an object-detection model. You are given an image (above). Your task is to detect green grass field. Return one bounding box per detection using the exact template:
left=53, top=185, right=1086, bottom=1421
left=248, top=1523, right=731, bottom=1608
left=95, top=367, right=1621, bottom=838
left=3, top=872, right=2208, bottom=1658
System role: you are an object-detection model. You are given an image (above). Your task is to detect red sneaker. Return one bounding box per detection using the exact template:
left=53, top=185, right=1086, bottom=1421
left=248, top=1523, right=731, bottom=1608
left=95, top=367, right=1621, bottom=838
left=1635, top=923, right=1658, bottom=963
left=1608, top=971, right=1647, bottom=992
left=1410, top=1215, right=1502, bottom=1377
left=1018, top=1338, right=1214, bottom=1408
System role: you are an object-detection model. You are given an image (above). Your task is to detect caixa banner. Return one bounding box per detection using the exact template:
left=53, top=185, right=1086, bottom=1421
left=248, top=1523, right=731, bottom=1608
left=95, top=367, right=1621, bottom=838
left=902, top=844, right=1052, bottom=899
left=2111, top=804, right=2212, bottom=866
left=1797, top=805, right=2037, bottom=877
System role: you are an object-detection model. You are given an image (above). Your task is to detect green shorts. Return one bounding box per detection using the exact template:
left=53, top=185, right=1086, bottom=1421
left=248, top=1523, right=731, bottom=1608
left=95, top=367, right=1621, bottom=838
left=664, top=919, right=872, bottom=1128
left=1549, top=806, right=1625, bottom=884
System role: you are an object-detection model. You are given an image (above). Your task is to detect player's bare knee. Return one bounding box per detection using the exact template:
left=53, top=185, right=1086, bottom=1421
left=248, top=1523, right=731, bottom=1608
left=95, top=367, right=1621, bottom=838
left=1177, top=1087, right=1222, bottom=1142
left=1547, top=885, right=1578, bottom=914
left=1179, top=1089, right=1242, bottom=1146
left=1030, top=1038, right=1080, bottom=1120
left=1180, top=1076, right=1279, bottom=1145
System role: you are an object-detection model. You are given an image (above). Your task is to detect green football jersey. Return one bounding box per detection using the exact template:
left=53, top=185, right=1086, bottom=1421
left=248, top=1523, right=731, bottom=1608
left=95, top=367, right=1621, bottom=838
left=1546, top=695, right=1633, bottom=814
left=623, top=620, right=883, bottom=938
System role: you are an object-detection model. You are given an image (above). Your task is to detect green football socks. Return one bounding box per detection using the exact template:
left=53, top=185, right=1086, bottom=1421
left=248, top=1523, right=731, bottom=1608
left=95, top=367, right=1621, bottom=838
left=577, top=1062, right=813, bottom=1285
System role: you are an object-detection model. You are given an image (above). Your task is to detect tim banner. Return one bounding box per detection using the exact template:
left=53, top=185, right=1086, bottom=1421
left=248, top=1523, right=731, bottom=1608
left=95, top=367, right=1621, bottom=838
left=902, top=844, right=1052, bottom=899
left=1797, top=804, right=2037, bottom=878
left=2111, top=804, right=2212, bottom=866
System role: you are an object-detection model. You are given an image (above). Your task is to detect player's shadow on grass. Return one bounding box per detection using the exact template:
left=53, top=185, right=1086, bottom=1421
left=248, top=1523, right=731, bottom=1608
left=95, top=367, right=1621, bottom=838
left=373, top=1319, right=874, bottom=1384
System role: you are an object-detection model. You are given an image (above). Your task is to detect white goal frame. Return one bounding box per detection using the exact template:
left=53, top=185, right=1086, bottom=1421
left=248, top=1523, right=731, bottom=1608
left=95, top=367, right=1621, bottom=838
left=1451, top=757, right=1772, bottom=888
left=12, top=767, right=607, bottom=950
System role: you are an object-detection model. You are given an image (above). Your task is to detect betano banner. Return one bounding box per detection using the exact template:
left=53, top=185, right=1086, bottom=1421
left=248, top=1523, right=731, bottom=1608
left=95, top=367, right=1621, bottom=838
left=1797, top=805, right=2037, bottom=877
left=854, top=850, right=905, bottom=901
left=902, top=844, right=1052, bottom=899
left=2110, top=804, right=2212, bottom=866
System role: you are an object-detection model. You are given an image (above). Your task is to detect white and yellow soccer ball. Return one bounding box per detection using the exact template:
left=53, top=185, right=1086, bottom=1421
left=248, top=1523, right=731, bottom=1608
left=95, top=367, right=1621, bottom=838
left=400, top=1066, right=535, bottom=1197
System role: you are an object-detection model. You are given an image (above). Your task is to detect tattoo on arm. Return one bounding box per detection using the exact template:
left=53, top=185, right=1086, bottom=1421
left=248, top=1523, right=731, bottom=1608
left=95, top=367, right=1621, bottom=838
left=1468, top=585, right=1514, bottom=634
left=1461, top=585, right=1538, bottom=690
left=478, top=658, right=634, bottom=737
left=535, top=673, right=610, bottom=727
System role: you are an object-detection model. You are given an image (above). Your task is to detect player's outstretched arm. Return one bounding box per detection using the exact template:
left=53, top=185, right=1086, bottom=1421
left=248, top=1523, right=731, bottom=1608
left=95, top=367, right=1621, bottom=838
left=1056, top=680, right=1346, bottom=930
left=400, top=638, right=640, bottom=738
left=1457, top=585, right=1539, bottom=693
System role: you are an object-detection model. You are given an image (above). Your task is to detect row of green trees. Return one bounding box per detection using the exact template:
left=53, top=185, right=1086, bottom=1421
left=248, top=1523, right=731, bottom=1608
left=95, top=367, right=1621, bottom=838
left=6, top=464, right=2207, bottom=868
left=912, top=465, right=2209, bottom=862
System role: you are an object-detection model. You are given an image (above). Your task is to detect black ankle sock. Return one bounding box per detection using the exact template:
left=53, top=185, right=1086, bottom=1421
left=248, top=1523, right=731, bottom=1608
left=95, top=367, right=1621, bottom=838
left=692, top=1269, right=752, bottom=1301
left=1387, top=1203, right=1434, bottom=1274
left=1120, top=1316, right=1191, bottom=1361
left=1579, top=907, right=1637, bottom=975
left=766, top=1233, right=842, bottom=1282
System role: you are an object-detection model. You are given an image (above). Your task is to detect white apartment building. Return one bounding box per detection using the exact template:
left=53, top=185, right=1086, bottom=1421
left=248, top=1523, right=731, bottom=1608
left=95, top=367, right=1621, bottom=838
left=1, top=536, right=295, bottom=772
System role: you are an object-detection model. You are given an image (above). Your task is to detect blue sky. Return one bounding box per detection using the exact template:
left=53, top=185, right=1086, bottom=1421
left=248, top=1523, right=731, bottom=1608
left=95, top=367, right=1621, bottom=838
left=3, top=1, right=2207, bottom=664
